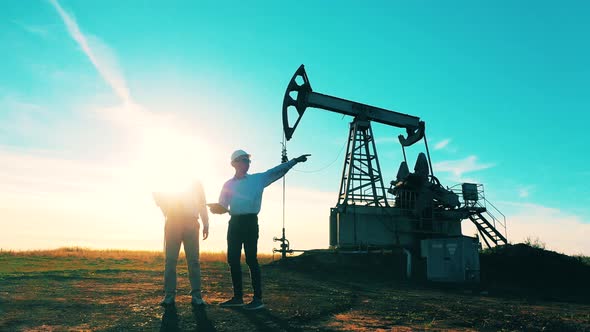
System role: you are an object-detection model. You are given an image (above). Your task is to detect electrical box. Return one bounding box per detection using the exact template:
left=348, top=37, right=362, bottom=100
left=420, top=236, right=480, bottom=282
left=461, top=183, right=479, bottom=201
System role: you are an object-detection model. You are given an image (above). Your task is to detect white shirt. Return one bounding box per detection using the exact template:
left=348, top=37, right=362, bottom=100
left=219, top=160, right=297, bottom=216
left=153, top=182, right=209, bottom=223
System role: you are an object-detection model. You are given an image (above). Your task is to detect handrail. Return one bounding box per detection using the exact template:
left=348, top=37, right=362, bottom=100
left=450, top=183, right=508, bottom=244
left=481, top=197, right=507, bottom=241
left=358, top=181, right=508, bottom=243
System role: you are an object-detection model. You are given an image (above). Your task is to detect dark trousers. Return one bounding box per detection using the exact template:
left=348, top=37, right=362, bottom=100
left=227, top=214, right=261, bottom=299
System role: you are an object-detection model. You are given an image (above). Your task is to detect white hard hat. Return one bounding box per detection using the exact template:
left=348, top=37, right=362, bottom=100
left=231, top=149, right=250, bottom=162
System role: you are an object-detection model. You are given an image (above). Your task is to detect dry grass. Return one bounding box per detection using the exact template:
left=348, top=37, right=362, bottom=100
left=2, top=250, right=590, bottom=331
left=0, top=247, right=273, bottom=264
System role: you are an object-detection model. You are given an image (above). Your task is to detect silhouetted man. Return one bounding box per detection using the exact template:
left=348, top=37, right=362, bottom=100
left=209, top=149, right=310, bottom=310
left=153, top=181, right=209, bottom=307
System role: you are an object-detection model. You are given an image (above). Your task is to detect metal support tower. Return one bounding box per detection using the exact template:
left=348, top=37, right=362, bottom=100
left=338, top=119, right=388, bottom=207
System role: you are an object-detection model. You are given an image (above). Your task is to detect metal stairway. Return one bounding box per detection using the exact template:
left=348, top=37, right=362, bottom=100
left=469, top=212, right=508, bottom=248
left=451, top=183, right=508, bottom=249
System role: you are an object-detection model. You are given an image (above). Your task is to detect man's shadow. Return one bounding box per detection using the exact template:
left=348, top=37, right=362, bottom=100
left=230, top=307, right=301, bottom=332
left=192, top=305, right=217, bottom=332
left=160, top=306, right=180, bottom=332
left=160, top=305, right=217, bottom=332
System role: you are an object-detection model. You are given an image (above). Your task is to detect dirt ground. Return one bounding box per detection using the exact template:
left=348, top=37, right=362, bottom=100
left=1, top=248, right=589, bottom=331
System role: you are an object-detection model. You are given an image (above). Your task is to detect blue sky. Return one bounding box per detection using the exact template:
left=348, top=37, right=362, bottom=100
left=1, top=1, right=589, bottom=254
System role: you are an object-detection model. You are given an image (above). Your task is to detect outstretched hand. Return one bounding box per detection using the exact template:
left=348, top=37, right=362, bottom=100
left=207, top=203, right=228, bottom=215
left=294, top=154, right=311, bottom=163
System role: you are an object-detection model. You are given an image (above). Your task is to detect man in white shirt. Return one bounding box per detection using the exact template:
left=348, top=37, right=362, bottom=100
left=153, top=181, right=209, bottom=307
left=209, top=149, right=310, bottom=310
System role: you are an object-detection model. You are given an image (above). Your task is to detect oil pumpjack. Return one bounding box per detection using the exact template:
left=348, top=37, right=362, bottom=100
left=279, top=65, right=508, bottom=282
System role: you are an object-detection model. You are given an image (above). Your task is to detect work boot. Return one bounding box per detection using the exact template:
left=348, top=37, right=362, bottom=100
left=219, top=297, right=244, bottom=307
left=243, top=297, right=264, bottom=310
left=160, top=298, right=175, bottom=308
left=191, top=297, right=206, bottom=306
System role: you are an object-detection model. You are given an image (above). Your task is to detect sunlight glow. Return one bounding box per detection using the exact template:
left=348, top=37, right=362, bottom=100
left=130, top=118, right=216, bottom=195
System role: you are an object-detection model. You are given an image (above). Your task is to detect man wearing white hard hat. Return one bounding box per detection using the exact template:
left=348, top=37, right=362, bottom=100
left=209, top=149, right=310, bottom=310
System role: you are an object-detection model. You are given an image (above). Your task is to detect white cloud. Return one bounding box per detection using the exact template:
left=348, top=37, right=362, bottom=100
left=0, top=94, right=46, bottom=114
left=12, top=20, right=52, bottom=38
left=0, top=146, right=212, bottom=252
left=453, top=201, right=590, bottom=255
left=0, top=148, right=123, bottom=204
left=267, top=194, right=590, bottom=256
left=0, top=95, right=51, bottom=137
left=3, top=147, right=587, bottom=257
left=0, top=92, right=120, bottom=153
left=434, top=138, right=451, bottom=150
left=1, top=1, right=294, bottom=253
left=47, top=1, right=180, bottom=145
left=433, top=155, right=494, bottom=178
left=518, top=186, right=534, bottom=198
left=498, top=201, right=560, bottom=214
left=0, top=144, right=333, bottom=253
left=504, top=202, right=589, bottom=255
left=49, top=0, right=132, bottom=104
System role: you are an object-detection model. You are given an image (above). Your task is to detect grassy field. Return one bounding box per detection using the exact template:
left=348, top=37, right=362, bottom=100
left=1, top=248, right=589, bottom=331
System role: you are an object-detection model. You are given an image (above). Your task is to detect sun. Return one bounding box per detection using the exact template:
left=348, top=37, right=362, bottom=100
left=133, top=123, right=214, bottom=194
